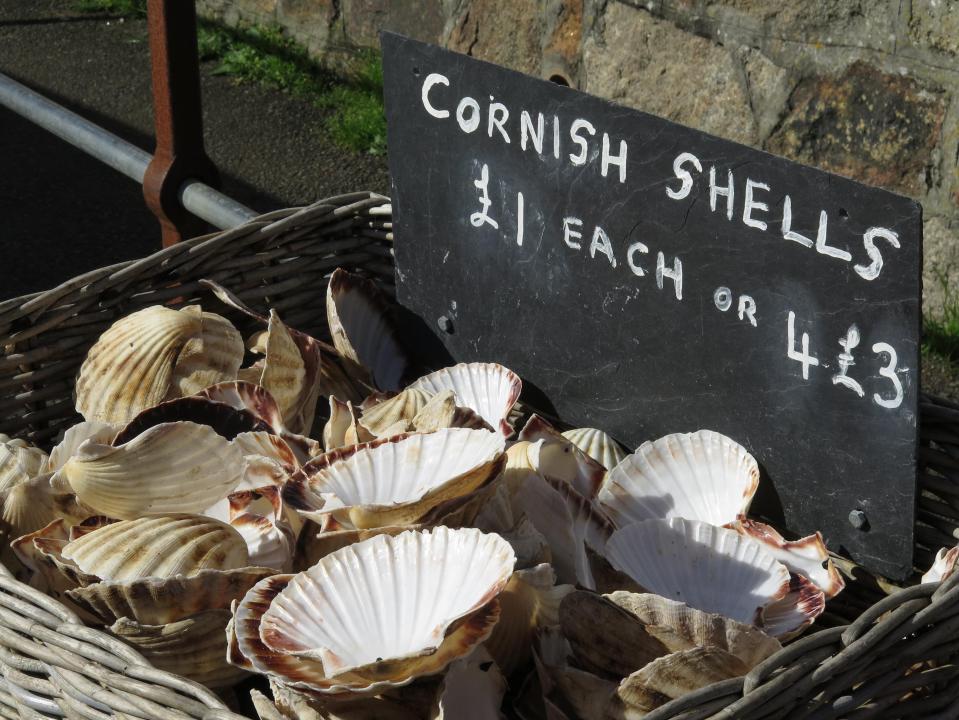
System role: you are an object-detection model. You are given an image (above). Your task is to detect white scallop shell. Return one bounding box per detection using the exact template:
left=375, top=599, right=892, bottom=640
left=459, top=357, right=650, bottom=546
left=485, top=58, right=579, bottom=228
left=604, top=518, right=790, bottom=625
left=758, top=573, right=825, bottom=640
left=923, top=545, right=959, bottom=584
left=326, top=268, right=409, bottom=391
left=0, top=437, right=48, bottom=492
left=520, top=416, right=607, bottom=499
left=409, top=362, right=522, bottom=437
left=169, top=306, right=244, bottom=396
left=598, top=430, right=760, bottom=527
left=60, top=421, right=244, bottom=519
left=46, top=422, right=118, bottom=473
left=411, top=390, right=494, bottom=434
left=358, top=387, right=433, bottom=436
left=75, top=305, right=202, bottom=424
left=61, top=514, right=248, bottom=580
left=284, top=428, right=505, bottom=528
left=433, top=647, right=506, bottom=720
left=731, top=519, right=845, bottom=598
left=561, top=428, right=628, bottom=472
left=258, top=527, right=515, bottom=676
left=228, top=573, right=502, bottom=695
left=513, top=473, right=613, bottom=590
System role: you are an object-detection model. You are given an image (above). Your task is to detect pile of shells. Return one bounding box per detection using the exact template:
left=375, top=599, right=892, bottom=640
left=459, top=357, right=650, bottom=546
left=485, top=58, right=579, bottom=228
left=3, top=267, right=951, bottom=718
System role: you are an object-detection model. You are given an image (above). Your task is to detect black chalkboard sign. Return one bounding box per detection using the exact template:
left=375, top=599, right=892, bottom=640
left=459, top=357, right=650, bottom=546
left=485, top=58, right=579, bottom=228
left=381, top=33, right=922, bottom=580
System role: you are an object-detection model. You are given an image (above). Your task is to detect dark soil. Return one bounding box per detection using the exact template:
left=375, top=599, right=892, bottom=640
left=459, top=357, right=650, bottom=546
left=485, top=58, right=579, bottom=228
left=0, top=0, right=389, bottom=301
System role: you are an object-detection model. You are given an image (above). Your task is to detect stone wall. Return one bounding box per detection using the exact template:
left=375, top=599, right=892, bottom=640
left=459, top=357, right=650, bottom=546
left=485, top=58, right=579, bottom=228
left=196, top=0, right=959, bottom=317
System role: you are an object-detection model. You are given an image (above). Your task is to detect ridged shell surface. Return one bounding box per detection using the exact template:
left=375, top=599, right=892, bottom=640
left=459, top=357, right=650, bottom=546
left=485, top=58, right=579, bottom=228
left=170, top=308, right=244, bottom=396
left=46, top=422, right=118, bottom=473
left=598, top=430, right=759, bottom=527
left=409, top=363, right=521, bottom=437
left=605, top=518, right=790, bottom=625
left=359, top=387, right=433, bottom=436
left=75, top=305, right=201, bottom=424
left=285, top=428, right=505, bottom=528
left=327, top=268, right=409, bottom=391
left=229, top=573, right=502, bottom=695
left=60, top=421, right=244, bottom=519
left=0, top=437, right=48, bottom=492
left=258, top=527, right=515, bottom=676
left=561, top=428, right=628, bottom=471
left=61, top=514, right=248, bottom=581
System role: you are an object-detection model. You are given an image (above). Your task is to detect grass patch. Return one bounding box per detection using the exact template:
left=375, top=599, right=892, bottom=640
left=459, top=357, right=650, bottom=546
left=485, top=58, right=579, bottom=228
left=923, top=266, right=959, bottom=365
left=197, top=23, right=387, bottom=155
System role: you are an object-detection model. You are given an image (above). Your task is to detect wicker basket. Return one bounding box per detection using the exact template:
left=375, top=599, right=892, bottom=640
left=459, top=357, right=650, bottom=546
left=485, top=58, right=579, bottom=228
left=2, top=192, right=958, bottom=719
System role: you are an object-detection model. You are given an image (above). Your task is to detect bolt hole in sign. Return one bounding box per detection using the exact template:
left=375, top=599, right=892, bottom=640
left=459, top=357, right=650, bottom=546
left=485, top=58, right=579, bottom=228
left=381, top=33, right=921, bottom=580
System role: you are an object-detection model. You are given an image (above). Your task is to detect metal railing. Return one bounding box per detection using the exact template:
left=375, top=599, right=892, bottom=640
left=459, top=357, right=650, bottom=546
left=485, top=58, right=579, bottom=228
left=0, top=0, right=257, bottom=246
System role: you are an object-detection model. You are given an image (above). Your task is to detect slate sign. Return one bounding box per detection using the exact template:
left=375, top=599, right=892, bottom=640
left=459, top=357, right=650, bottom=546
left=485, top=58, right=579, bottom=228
left=381, top=32, right=922, bottom=580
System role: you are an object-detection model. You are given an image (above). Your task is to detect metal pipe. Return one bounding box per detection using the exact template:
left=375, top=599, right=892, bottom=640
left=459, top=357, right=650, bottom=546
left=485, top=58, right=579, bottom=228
left=0, top=72, right=257, bottom=230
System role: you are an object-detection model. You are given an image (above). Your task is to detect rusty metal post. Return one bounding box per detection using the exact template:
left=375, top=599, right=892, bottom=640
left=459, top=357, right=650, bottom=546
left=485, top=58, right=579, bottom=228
left=144, top=0, right=219, bottom=247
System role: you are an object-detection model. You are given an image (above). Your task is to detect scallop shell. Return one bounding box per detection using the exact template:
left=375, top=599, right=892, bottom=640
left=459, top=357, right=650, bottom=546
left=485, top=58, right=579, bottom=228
left=561, top=428, right=627, bottom=472
left=512, top=473, right=613, bottom=590
left=67, top=566, right=274, bottom=626
left=46, top=422, right=118, bottom=473
left=409, top=363, right=521, bottom=438
left=520, top=416, right=607, bottom=499
left=169, top=306, right=244, bottom=396
left=617, top=647, right=749, bottom=714
left=284, top=429, right=505, bottom=529
left=731, top=519, right=845, bottom=598
left=226, top=487, right=296, bottom=572
left=75, top=305, right=202, bottom=424
left=604, top=518, right=790, bottom=625
left=598, top=430, right=760, bottom=527
left=109, top=610, right=245, bottom=688
left=326, top=268, right=409, bottom=391
left=259, top=527, right=514, bottom=676
left=558, top=590, right=670, bottom=679
left=923, top=545, right=959, bottom=584
left=234, top=431, right=298, bottom=472
left=532, top=626, right=618, bottom=720
left=60, top=421, right=244, bottom=520
left=358, top=387, right=433, bottom=437
left=759, top=573, right=825, bottom=640
left=229, top=572, right=503, bottom=695
left=485, top=564, right=572, bottom=677
left=0, top=438, right=47, bottom=493
left=112, top=395, right=272, bottom=445
left=2, top=473, right=90, bottom=544
left=432, top=647, right=506, bottom=720
left=61, top=514, right=249, bottom=581
left=606, top=591, right=781, bottom=669
left=322, top=396, right=374, bottom=451
left=411, top=390, right=495, bottom=434
left=199, top=381, right=320, bottom=463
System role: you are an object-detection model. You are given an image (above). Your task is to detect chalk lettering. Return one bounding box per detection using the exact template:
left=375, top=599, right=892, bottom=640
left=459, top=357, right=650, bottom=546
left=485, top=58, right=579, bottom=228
left=832, top=325, right=864, bottom=397
left=787, top=311, right=820, bottom=380
left=456, top=97, right=481, bottom=133
left=488, top=100, right=510, bottom=143
left=521, top=111, right=544, bottom=154
left=872, top=343, right=904, bottom=409
left=516, top=192, right=525, bottom=247
left=421, top=73, right=450, bottom=118
left=667, top=152, right=702, bottom=200
left=656, top=252, right=683, bottom=300
left=814, top=211, right=852, bottom=261
left=563, top=217, right=583, bottom=250
left=627, top=241, right=648, bottom=276
left=781, top=195, right=813, bottom=248
left=569, top=119, right=596, bottom=166
left=738, top=295, right=757, bottom=327
left=589, top=226, right=617, bottom=268
left=601, top=134, right=627, bottom=183
left=855, top=227, right=900, bottom=281
left=714, top=286, right=733, bottom=312
left=743, top=179, right=770, bottom=231
left=709, top=166, right=735, bottom=221
left=553, top=115, right=560, bottom=159
left=469, top=164, right=498, bottom=229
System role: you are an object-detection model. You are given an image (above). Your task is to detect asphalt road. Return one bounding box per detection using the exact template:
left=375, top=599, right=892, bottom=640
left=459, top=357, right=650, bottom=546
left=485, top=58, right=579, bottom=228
left=0, top=0, right=389, bottom=301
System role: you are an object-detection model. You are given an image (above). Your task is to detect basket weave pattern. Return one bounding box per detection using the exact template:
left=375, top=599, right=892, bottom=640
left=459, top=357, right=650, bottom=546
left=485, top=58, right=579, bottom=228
left=1, top=193, right=958, bottom=718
